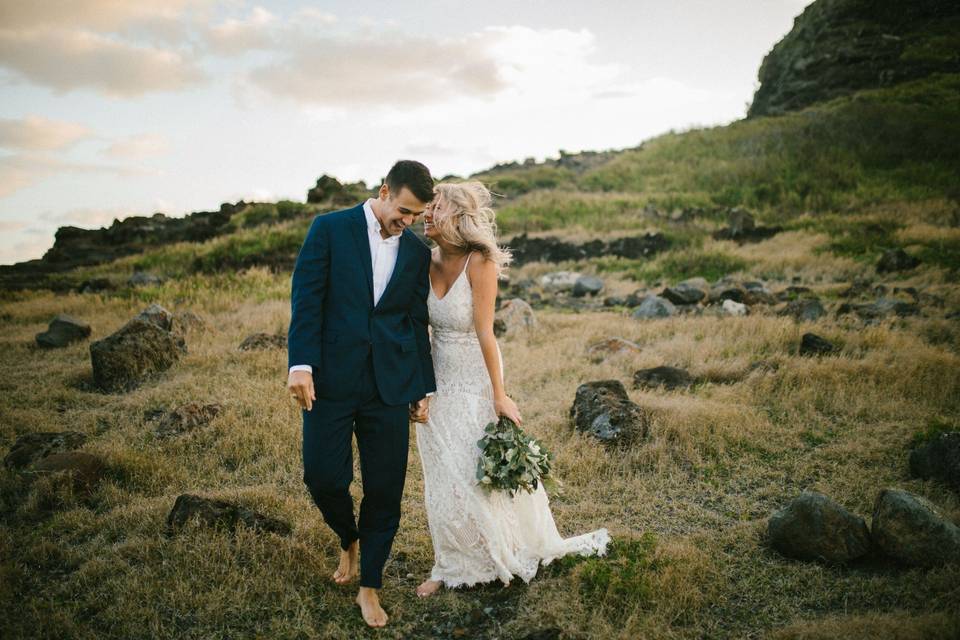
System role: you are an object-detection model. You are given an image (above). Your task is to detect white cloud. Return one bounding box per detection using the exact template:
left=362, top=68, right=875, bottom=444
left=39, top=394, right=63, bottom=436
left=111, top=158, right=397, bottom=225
left=0, top=115, right=92, bottom=151
left=0, top=27, right=207, bottom=96
left=0, top=0, right=207, bottom=31
left=0, top=218, right=27, bottom=232
left=101, top=133, right=170, bottom=158
left=206, top=6, right=278, bottom=55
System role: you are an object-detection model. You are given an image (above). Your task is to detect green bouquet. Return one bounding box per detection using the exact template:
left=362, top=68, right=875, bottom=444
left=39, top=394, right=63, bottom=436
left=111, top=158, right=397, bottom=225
left=476, top=416, right=558, bottom=497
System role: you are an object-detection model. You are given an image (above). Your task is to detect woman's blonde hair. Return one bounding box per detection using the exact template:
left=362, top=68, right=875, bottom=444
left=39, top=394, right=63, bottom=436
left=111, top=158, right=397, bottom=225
left=432, top=181, right=512, bottom=275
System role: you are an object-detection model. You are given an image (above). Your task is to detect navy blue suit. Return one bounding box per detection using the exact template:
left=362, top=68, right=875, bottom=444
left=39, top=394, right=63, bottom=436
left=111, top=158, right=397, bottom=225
left=287, top=203, right=436, bottom=588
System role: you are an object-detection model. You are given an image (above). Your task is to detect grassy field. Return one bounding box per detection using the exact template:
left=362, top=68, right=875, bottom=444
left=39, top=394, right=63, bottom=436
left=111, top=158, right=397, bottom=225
left=2, top=70, right=960, bottom=639
left=2, top=205, right=959, bottom=639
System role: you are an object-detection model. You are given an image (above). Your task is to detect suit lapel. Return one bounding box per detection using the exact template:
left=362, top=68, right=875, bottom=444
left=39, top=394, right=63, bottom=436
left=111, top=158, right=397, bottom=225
left=375, top=229, right=413, bottom=310
left=348, top=206, right=375, bottom=307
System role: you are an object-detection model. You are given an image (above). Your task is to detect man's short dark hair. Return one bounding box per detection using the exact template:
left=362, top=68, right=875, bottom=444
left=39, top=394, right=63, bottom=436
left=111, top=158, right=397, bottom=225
left=385, top=160, right=434, bottom=204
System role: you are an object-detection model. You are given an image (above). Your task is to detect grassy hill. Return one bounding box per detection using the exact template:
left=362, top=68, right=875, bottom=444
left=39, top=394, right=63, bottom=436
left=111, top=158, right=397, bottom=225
left=2, top=9, right=960, bottom=640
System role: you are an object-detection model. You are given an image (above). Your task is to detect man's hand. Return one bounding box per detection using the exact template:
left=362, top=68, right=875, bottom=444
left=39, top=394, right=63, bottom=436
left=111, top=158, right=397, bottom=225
left=288, top=370, right=316, bottom=411
left=409, top=397, right=430, bottom=423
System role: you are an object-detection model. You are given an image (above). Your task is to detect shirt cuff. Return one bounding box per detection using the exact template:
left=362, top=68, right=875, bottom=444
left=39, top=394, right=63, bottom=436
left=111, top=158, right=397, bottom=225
left=425, top=392, right=435, bottom=397
left=289, top=365, right=313, bottom=374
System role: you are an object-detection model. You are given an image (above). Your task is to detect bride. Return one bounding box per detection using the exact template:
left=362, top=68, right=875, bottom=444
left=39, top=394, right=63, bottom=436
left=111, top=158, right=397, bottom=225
left=414, top=180, right=609, bottom=597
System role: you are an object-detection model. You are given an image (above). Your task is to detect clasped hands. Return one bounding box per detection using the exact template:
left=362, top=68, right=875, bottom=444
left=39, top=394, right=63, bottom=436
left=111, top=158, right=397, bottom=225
left=287, top=370, right=430, bottom=422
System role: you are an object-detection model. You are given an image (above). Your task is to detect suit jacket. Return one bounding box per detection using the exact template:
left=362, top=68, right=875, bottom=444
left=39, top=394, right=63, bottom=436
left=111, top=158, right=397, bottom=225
left=287, top=204, right=436, bottom=406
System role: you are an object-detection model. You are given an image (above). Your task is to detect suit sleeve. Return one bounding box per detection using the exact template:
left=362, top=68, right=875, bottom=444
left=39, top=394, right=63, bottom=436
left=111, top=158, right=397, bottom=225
left=287, top=215, right=329, bottom=373
left=412, top=249, right=437, bottom=394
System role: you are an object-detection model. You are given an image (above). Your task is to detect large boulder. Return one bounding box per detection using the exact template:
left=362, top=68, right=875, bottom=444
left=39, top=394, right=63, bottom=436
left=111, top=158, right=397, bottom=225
left=4, top=431, right=87, bottom=469
left=721, top=299, right=748, bottom=316
left=768, top=491, right=871, bottom=563
left=909, top=433, right=960, bottom=493
left=166, top=493, right=292, bottom=536
left=632, top=295, right=676, bottom=319
left=569, top=380, right=649, bottom=444
left=90, top=316, right=186, bottom=392
left=837, top=298, right=920, bottom=321
left=35, top=314, right=91, bottom=348
left=870, top=488, right=960, bottom=567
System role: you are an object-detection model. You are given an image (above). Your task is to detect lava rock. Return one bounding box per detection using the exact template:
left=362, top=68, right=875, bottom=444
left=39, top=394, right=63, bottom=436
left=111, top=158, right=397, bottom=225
left=662, top=278, right=708, bottom=305
left=870, top=488, right=960, bottom=567
left=90, top=317, right=186, bottom=392
left=127, top=271, right=165, bottom=287
left=539, top=271, right=582, bottom=293
left=4, top=431, right=87, bottom=469
left=799, top=332, right=837, bottom=356
left=35, top=314, right=91, bottom=348
left=632, top=295, right=676, bottom=319
left=569, top=380, right=649, bottom=444
left=837, top=298, right=920, bottom=321
left=166, top=493, right=292, bottom=536
left=633, top=366, right=693, bottom=390
left=909, top=432, right=960, bottom=493
left=767, top=491, right=871, bottom=564
left=572, top=275, right=604, bottom=298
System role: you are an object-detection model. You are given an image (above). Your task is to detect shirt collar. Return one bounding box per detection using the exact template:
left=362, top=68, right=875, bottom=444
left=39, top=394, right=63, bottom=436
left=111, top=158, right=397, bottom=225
left=363, top=198, right=400, bottom=244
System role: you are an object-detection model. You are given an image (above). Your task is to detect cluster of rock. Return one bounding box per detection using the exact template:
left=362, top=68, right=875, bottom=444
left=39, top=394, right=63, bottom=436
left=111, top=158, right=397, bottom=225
left=507, top=232, right=670, bottom=266
left=306, top=174, right=372, bottom=206
left=768, top=489, right=960, bottom=568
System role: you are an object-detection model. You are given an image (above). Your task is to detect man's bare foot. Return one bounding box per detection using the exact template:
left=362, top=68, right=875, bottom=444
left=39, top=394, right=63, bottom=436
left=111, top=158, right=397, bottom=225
left=332, top=541, right=358, bottom=585
left=355, top=587, right=388, bottom=628
left=415, top=579, right=442, bottom=598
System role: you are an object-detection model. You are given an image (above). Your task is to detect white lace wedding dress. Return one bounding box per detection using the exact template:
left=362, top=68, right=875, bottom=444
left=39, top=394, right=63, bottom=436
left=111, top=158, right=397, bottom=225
left=416, top=252, right=609, bottom=588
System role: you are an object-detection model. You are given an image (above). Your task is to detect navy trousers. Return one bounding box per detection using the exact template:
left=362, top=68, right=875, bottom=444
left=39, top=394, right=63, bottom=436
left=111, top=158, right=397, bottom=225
left=301, top=353, right=409, bottom=589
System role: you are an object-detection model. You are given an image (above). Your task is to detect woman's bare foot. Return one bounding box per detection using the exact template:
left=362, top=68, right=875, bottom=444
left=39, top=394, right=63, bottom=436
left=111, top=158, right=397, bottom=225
left=332, top=541, right=358, bottom=585
left=355, top=587, right=388, bottom=627
left=415, top=579, right=442, bottom=598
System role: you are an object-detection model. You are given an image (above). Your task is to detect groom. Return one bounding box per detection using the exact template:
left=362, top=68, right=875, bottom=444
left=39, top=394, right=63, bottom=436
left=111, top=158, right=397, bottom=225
left=286, top=160, right=437, bottom=627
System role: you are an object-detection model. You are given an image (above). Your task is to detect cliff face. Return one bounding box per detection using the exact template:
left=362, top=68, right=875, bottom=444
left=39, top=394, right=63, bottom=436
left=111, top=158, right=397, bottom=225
left=748, top=0, right=960, bottom=117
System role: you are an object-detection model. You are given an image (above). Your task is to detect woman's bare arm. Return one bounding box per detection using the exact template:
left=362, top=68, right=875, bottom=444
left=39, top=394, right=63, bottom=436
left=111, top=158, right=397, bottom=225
left=470, top=253, right=522, bottom=424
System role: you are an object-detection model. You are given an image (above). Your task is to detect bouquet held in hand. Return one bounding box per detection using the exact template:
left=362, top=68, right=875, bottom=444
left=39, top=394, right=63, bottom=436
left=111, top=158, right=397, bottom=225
left=476, top=416, right=558, bottom=497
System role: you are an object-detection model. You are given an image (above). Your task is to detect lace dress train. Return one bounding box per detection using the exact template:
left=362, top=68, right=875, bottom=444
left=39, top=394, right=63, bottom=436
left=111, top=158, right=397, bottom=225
left=416, top=253, right=609, bottom=588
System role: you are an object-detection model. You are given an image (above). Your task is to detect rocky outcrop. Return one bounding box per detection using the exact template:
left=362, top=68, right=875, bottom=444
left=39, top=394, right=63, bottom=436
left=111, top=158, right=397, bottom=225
left=4, top=431, right=87, bottom=469
left=910, top=432, right=960, bottom=492
left=238, top=332, right=287, bottom=351
left=748, top=0, right=960, bottom=118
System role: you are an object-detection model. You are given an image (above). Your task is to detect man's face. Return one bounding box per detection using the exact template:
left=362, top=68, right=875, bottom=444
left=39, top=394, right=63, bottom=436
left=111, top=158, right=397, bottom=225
left=377, top=184, right=428, bottom=237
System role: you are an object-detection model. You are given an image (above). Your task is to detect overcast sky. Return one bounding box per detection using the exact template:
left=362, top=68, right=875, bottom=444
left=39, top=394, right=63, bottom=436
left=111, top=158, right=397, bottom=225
left=0, top=0, right=810, bottom=265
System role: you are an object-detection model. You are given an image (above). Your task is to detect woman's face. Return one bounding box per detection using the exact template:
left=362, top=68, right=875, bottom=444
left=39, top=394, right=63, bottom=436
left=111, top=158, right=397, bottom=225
left=423, top=194, right=453, bottom=240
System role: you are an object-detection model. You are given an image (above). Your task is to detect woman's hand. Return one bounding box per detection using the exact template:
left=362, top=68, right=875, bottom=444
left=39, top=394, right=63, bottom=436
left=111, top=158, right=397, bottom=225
left=494, top=394, right=522, bottom=425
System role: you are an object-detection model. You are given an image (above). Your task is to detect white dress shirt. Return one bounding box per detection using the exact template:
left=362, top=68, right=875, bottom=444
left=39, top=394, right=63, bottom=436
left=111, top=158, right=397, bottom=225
left=289, top=200, right=431, bottom=401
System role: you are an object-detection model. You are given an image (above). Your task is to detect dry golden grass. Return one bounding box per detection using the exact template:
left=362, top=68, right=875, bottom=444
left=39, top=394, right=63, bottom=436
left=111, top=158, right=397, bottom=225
left=2, top=250, right=959, bottom=638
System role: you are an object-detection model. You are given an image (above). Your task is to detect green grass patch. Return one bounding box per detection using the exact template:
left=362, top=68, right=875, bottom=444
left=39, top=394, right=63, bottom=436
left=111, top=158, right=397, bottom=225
left=909, top=418, right=959, bottom=448
left=573, top=533, right=658, bottom=620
